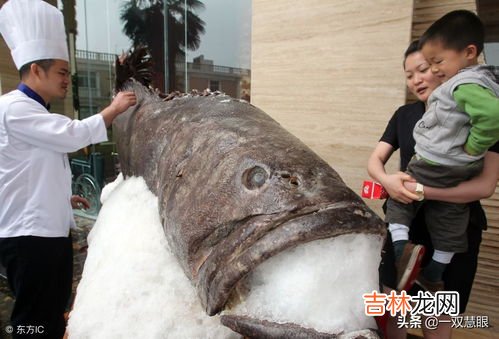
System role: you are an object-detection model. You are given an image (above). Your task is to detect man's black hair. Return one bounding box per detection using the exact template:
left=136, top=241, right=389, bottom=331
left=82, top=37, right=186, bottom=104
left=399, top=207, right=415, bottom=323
left=19, top=59, right=55, bottom=79
left=419, top=10, right=484, bottom=54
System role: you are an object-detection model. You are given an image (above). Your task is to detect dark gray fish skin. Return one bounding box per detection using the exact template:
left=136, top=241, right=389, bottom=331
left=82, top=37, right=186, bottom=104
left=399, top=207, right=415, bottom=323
left=220, top=315, right=380, bottom=339
left=114, top=82, right=385, bottom=335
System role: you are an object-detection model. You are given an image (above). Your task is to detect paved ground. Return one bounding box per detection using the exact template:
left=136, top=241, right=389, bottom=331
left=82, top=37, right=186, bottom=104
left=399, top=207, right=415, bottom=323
left=0, top=216, right=94, bottom=338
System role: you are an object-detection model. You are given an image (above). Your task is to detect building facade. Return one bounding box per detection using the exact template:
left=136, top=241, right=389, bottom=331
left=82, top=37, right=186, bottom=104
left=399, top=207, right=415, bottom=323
left=251, top=0, right=499, bottom=333
left=74, top=50, right=250, bottom=122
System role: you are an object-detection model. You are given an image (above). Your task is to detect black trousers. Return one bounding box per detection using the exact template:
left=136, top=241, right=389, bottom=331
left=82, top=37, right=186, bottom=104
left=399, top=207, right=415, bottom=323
left=0, top=236, right=73, bottom=339
left=380, top=201, right=485, bottom=314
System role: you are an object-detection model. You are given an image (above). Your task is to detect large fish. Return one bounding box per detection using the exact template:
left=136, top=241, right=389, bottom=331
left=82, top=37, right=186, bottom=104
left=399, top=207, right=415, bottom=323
left=113, top=48, right=386, bottom=338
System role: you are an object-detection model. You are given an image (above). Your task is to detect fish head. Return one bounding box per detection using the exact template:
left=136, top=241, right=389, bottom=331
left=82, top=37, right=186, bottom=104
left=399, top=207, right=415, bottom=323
left=112, top=55, right=385, bottom=336
left=150, top=97, right=385, bottom=329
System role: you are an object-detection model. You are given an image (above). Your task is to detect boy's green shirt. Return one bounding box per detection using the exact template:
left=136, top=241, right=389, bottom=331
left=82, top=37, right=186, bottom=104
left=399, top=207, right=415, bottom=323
left=453, top=83, right=499, bottom=155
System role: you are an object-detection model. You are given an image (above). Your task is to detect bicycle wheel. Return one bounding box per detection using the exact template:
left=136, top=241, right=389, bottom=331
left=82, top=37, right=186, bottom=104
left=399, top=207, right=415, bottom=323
left=73, top=174, right=102, bottom=217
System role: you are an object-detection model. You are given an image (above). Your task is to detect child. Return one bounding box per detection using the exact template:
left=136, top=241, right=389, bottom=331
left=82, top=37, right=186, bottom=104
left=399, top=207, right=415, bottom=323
left=385, top=10, right=499, bottom=292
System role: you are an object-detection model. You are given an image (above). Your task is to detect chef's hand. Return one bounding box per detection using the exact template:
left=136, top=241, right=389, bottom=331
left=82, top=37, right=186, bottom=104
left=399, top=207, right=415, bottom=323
left=101, top=91, right=137, bottom=127
left=71, top=195, right=90, bottom=209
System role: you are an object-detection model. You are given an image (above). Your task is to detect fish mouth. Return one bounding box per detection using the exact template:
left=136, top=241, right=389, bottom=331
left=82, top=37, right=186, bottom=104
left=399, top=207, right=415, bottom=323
left=218, top=232, right=383, bottom=338
left=196, top=201, right=385, bottom=319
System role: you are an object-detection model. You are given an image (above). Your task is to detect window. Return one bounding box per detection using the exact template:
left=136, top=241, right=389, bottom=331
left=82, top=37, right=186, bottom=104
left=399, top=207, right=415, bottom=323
left=477, top=1, right=499, bottom=64
left=78, top=72, right=98, bottom=89
left=79, top=105, right=99, bottom=120
left=209, top=80, right=220, bottom=92
left=484, top=43, right=499, bottom=65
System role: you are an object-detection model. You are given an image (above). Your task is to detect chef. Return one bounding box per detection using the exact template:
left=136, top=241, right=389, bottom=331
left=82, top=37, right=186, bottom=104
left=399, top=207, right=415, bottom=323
left=0, top=1, right=135, bottom=337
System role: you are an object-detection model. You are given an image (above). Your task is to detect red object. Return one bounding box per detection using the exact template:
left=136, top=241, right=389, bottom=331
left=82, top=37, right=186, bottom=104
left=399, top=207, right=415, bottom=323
left=398, top=245, right=426, bottom=292
left=374, top=314, right=388, bottom=338
left=361, top=180, right=388, bottom=199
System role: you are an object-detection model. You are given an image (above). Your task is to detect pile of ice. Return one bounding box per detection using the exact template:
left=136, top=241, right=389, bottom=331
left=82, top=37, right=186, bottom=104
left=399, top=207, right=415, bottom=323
left=67, top=176, right=237, bottom=339
left=226, top=234, right=382, bottom=334
left=67, top=175, right=383, bottom=338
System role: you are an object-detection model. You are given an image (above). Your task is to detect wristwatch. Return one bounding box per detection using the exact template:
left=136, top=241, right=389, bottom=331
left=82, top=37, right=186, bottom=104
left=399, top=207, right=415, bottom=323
left=415, top=183, right=425, bottom=201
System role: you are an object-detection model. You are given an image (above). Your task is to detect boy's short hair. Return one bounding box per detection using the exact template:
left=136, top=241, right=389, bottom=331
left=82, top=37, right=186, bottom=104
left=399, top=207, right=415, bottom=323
left=419, top=10, right=484, bottom=54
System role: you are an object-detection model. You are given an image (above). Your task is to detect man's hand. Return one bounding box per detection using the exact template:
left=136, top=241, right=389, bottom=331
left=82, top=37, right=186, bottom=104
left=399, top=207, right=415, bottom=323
left=101, top=91, right=137, bottom=127
left=71, top=195, right=90, bottom=209
left=110, top=91, right=137, bottom=113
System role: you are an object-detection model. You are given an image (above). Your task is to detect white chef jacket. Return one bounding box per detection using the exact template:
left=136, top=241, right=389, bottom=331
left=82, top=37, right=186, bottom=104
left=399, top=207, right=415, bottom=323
left=0, top=89, right=108, bottom=237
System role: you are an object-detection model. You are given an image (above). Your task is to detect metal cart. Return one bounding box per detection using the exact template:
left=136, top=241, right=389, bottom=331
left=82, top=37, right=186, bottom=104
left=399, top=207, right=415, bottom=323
left=71, top=152, right=104, bottom=218
left=71, top=151, right=121, bottom=219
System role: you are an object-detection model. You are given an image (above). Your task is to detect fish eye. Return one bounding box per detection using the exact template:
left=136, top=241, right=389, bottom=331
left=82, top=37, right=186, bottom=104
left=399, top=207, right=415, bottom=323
left=243, top=166, right=268, bottom=190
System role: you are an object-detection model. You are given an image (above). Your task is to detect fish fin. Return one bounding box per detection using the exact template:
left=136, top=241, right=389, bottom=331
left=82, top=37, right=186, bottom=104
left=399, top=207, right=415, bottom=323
left=115, top=45, right=153, bottom=91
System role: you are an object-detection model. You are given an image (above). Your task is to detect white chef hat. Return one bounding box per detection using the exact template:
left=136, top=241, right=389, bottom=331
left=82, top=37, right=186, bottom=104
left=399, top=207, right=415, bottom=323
left=0, top=0, right=69, bottom=70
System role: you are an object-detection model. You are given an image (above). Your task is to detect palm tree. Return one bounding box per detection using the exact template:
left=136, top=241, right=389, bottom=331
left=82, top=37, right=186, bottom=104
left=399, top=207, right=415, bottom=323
left=121, top=0, right=205, bottom=92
